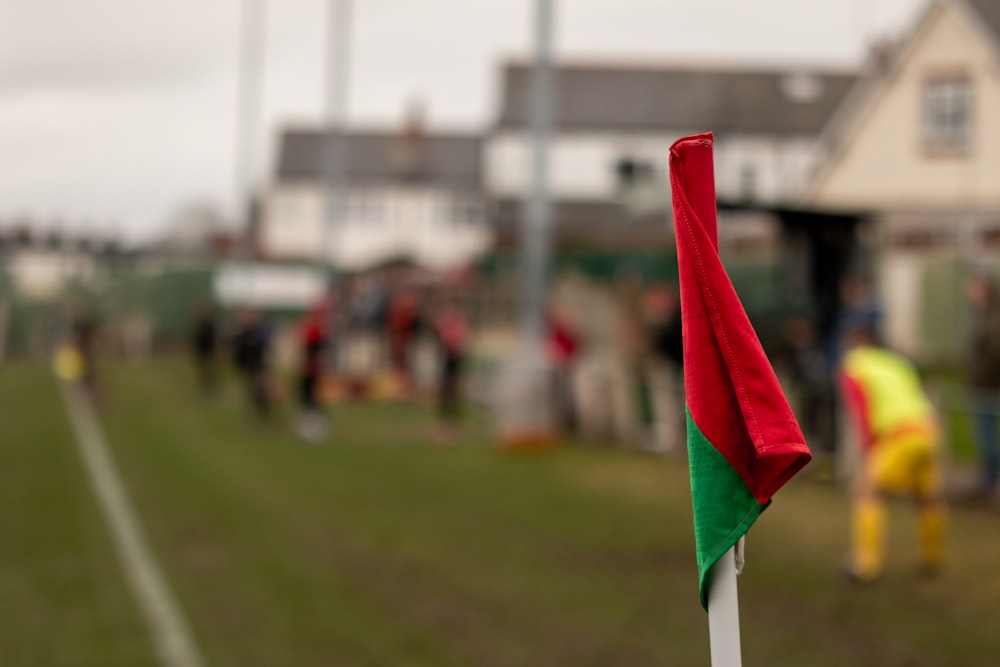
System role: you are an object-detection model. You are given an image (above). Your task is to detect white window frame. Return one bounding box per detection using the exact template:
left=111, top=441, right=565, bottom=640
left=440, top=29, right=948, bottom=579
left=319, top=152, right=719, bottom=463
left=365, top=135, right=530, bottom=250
left=922, top=74, right=973, bottom=155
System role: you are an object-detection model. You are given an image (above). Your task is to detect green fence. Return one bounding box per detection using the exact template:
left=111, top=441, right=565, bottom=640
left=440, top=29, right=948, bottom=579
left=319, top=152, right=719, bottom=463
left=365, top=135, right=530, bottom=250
left=478, top=249, right=792, bottom=347
left=0, top=261, right=216, bottom=356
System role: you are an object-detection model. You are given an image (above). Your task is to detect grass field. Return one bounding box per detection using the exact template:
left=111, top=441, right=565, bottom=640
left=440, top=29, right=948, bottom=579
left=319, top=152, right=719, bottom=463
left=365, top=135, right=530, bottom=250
left=4, top=359, right=1000, bottom=666
left=0, top=364, right=156, bottom=665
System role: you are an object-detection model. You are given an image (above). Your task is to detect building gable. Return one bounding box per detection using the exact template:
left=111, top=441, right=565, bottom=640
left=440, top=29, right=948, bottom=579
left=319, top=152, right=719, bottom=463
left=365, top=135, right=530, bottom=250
left=808, top=0, right=1000, bottom=210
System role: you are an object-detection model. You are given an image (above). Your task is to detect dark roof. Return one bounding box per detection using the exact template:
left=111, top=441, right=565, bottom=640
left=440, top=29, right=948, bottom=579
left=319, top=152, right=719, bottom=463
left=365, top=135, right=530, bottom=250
left=495, top=62, right=857, bottom=135
left=276, top=129, right=481, bottom=190
left=965, top=0, right=1000, bottom=40
left=490, top=197, right=670, bottom=250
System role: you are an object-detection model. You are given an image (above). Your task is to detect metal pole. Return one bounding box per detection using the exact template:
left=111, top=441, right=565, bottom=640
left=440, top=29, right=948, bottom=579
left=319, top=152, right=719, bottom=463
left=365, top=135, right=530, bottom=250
left=493, top=0, right=557, bottom=449
left=235, top=0, right=266, bottom=260
left=707, top=546, right=744, bottom=666
left=322, top=0, right=352, bottom=279
left=520, top=0, right=555, bottom=360
left=234, top=0, right=266, bottom=304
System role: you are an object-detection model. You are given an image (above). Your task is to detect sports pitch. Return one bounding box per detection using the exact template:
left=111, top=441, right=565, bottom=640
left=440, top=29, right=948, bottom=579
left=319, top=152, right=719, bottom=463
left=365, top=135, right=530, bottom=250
left=2, top=360, right=999, bottom=666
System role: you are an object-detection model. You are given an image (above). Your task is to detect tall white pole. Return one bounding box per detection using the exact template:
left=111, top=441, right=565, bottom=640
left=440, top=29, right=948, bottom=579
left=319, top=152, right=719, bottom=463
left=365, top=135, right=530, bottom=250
left=519, top=0, right=555, bottom=359
left=493, top=0, right=557, bottom=447
left=322, top=0, right=351, bottom=279
left=707, top=545, right=744, bottom=667
left=235, top=0, right=266, bottom=261
left=233, top=0, right=266, bottom=305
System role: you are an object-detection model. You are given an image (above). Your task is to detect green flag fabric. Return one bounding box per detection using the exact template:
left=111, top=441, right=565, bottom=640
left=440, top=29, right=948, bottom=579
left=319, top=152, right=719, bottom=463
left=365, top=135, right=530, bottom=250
left=670, top=132, right=813, bottom=609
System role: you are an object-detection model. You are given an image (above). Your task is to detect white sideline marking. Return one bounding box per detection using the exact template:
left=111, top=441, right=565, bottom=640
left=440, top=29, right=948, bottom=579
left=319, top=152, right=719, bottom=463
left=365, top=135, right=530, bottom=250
left=59, top=383, right=204, bottom=667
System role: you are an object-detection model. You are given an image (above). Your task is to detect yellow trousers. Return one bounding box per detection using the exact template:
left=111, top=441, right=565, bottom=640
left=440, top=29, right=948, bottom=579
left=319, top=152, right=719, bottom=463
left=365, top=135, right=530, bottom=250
left=850, top=424, right=945, bottom=581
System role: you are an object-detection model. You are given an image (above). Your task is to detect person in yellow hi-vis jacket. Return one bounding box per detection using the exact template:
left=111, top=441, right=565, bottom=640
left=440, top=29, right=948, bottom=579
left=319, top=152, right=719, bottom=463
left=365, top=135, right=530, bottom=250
left=54, top=341, right=84, bottom=382
left=839, top=319, right=946, bottom=583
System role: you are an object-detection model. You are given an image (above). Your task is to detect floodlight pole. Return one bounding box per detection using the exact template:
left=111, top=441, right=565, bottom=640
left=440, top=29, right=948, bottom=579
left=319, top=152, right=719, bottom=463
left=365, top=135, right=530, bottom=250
left=322, top=0, right=351, bottom=284
left=519, top=0, right=556, bottom=358
left=234, top=0, right=266, bottom=304
left=492, top=0, right=557, bottom=448
left=707, top=545, right=744, bottom=667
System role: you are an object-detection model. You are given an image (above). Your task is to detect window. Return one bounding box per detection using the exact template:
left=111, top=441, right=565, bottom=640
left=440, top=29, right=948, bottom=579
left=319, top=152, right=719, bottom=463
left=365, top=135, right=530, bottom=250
left=614, top=156, right=655, bottom=187
left=339, top=190, right=384, bottom=223
left=447, top=199, right=483, bottom=225
left=923, top=75, right=972, bottom=154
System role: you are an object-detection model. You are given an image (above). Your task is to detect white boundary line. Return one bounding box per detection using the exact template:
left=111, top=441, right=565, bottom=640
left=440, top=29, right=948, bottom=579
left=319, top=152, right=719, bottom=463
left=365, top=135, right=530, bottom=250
left=59, top=382, right=204, bottom=667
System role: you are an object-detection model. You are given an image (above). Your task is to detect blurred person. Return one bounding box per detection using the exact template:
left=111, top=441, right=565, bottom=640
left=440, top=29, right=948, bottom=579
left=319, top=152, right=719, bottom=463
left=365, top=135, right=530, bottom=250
left=613, top=270, right=655, bottom=446
left=546, top=304, right=581, bottom=435
left=71, top=306, right=101, bottom=406
left=53, top=335, right=84, bottom=383
left=294, top=300, right=330, bottom=443
left=354, top=273, right=391, bottom=333
left=386, top=285, right=422, bottom=392
left=830, top=273, right=882, bottom=368
left=966, top=270, right=1000, bottom=498
left=432, top=293, right=469, bottom=445
left=839, top=319, right=945, bottom=583
left=649, top=284, right=683, bottom=369
left=346, top=274, right=391, bottom=383
left=190, top=300, right=219, bottom=397
left=783, top=314, right=835, bottom=468
left=826, top=274, right=883, bottom=477
left=232, top=307, right=273, bottom=421
left=647, top=282, right=684, bottom=452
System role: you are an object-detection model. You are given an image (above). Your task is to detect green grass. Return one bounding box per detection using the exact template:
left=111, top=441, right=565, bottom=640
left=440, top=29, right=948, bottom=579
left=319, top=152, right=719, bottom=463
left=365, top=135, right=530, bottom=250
left=5, top=359, right=1000, bottom=665
left=0, top=363, right=157, bottom=666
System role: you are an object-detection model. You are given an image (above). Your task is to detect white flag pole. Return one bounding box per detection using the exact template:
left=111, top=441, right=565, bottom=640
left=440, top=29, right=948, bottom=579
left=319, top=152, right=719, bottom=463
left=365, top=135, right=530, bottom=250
left=707, top=544, right=744, bottom=667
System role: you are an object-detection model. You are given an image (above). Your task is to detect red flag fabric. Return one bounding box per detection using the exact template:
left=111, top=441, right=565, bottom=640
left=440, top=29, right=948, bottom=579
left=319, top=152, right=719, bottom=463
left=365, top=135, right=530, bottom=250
left=671, top=132, right=812, bottom=607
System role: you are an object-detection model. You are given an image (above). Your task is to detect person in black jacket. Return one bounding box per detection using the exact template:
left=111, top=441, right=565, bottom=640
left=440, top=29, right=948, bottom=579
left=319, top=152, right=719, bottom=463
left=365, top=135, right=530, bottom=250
left=646, top=283, right=684, bottom=452
left=190, top=301, right=219, bottom=398
left=232, top=307, right=273, bottom=420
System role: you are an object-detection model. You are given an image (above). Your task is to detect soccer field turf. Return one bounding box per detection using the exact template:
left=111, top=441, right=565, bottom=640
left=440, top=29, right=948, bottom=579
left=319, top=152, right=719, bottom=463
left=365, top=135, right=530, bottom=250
left=5, top=359, right=1000, bottom=665
left=0, top=364, right=156, bottom=666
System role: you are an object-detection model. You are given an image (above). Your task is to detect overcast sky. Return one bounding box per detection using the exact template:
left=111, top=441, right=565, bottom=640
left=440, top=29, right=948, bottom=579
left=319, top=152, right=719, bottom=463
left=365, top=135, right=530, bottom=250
left=0, top=0, right=929, bottom=242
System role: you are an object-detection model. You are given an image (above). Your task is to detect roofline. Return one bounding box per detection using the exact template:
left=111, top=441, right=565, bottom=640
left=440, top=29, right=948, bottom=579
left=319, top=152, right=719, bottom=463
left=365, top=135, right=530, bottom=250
left=488, top=123, right=827, bottom=137
left=275, top=123, right=484, bottom=140
left=271, top=179, right=486, bottom=193
left=497, top=56, right=858, bottom=77
left=802, top=0, right=948, bottom=203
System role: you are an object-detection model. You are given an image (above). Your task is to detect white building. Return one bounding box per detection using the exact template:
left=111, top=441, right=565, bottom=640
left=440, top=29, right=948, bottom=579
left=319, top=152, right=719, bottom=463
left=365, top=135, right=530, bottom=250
left=258, top=120, right=492, bottom=271
left=0, top=227, right=110, bottom=300
left=486, top=62, right=857, bottom=248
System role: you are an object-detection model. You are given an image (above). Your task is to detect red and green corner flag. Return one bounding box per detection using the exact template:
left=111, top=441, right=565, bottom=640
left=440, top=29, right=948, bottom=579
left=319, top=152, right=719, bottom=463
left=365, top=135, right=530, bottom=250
left=670, top=133, right=813, bottom=609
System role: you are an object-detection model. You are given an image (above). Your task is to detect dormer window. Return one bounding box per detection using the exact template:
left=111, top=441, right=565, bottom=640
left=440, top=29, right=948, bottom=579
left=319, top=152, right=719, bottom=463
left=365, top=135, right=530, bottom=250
left=922, top=74, right=972, bottom=155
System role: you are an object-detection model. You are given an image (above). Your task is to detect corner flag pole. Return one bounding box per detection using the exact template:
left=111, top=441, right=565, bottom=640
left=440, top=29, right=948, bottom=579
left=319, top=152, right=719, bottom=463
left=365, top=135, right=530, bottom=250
left=707, top=544, right=743, bottom=666
left=671, top=132, right=810, bottom=667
